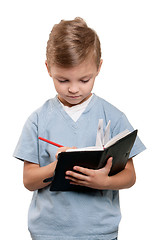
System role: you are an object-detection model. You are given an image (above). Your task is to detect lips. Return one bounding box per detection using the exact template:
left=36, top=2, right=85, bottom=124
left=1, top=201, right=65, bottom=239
left=67, top=95, right=81, bottom=99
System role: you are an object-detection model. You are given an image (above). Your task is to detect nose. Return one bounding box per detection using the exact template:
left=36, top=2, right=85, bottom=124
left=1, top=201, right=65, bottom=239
left=68, top=84, right=79, bottom=94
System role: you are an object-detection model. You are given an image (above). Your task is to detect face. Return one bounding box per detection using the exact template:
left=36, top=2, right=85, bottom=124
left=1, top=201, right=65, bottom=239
left=46, top=58, right=102, bottom=107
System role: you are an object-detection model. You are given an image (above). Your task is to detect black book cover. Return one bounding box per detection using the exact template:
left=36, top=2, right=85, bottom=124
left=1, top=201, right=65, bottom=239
left=50, top=130, right=137, bottom=191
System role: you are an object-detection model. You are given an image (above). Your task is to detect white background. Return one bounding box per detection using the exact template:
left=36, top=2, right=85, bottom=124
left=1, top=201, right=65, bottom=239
left=0, top=0, right=158, bottom=239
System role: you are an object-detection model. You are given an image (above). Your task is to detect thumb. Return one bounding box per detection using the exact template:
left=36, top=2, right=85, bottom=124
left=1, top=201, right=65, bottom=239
left=104, top=157, right=113, bottom=175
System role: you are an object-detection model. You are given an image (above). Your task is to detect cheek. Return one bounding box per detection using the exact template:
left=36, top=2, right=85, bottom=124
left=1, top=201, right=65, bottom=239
left=53, top=82, right=67, bottom=94
left=82, top=82, right=94, bottom=93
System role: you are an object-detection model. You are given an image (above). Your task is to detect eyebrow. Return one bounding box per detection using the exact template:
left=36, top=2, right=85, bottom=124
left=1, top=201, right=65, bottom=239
left=54, top=74, right=93, bottom=80
left=80, top=74, right=93, bottom=79
left=54, top=75, right=67, bottom=80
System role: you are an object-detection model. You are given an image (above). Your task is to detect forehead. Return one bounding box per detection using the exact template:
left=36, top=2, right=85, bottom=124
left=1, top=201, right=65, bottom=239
left=50, top=58, right=97, bottom=78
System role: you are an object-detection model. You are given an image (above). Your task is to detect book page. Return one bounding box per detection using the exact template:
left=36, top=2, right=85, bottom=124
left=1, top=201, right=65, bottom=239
left=95, top=119, right=104, bottom=147
left=66, top=120, right=130, bottom=152
left=104, top=129, right=130, bottom=148
left=66, top=146, right=103, bottom=152
left=103, top=120, right=111, bottom=145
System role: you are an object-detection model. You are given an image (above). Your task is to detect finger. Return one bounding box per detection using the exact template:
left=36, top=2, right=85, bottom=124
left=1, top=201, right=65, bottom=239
left=55, top=146, right=76, bottom=159
left=69, top=180, right=88, bottom=186
left=66, top=176, right=89, bottom=186
left=65, top=170, right=89, bottom=181
left=55, top=147, right=66, bottom=159
left=73, top=166, right=93, bottom=176
left=65, top=176, right=85, bottom=184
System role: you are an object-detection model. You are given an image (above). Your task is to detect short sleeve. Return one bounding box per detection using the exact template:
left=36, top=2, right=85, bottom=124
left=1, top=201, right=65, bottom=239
left=112, top=113, right=146, bottom=159
left=13, top=112, right=39, bottom=164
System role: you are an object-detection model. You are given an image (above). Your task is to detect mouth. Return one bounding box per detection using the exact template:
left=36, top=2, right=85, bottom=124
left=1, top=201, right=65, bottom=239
left=67, top=95, right=81, bottom=99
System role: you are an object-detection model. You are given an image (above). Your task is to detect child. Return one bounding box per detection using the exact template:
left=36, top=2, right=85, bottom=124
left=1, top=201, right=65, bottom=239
left=13, top=17, right=146, bottom=240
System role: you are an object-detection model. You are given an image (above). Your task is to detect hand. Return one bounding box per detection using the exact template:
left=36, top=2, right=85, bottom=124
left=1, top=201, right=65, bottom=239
left=55, top=146, right=77, bottom=160
left=65, top=157, right=113, bottom=190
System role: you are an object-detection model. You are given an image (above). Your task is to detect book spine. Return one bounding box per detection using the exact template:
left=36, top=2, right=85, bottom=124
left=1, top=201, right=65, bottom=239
left=97, top=150, right=108, bottom=169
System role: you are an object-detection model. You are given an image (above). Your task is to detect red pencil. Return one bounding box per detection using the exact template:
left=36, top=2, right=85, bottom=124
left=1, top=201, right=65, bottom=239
left=38, top=137, right=64, bottom=148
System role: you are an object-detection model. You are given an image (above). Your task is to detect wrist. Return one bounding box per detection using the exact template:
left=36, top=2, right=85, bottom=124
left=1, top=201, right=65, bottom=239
left=103, top=176, right=112, bottom=190
left=47, top=160, right=57, bottom=178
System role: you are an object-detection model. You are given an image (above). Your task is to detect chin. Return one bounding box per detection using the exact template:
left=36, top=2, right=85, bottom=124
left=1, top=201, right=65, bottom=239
left=66, top=97, right=83, bottom=105
left=68, top=100, right=82, bottom=107
left=59, top=95, right=89, bottom=107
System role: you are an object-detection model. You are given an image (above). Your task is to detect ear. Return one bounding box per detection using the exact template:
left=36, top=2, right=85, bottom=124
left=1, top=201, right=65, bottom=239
left=45, top=60, right=52, bottom=77
left=96, top=59, right=103, bottom=76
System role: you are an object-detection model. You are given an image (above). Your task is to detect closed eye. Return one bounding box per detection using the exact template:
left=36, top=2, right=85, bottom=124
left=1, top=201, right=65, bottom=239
left=80, top=79, right=90, bottom=83
left=57, top=79, right=69, bottom=83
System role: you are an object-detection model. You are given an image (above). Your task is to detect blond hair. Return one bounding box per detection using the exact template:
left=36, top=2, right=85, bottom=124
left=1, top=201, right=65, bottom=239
left=46, top=17, right=101, bottom=69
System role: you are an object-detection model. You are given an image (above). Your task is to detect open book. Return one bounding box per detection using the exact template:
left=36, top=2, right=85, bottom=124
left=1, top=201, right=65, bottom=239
left=49, top=120, right=138, bottom=191
left=66, top=120, right=131, bottom=152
